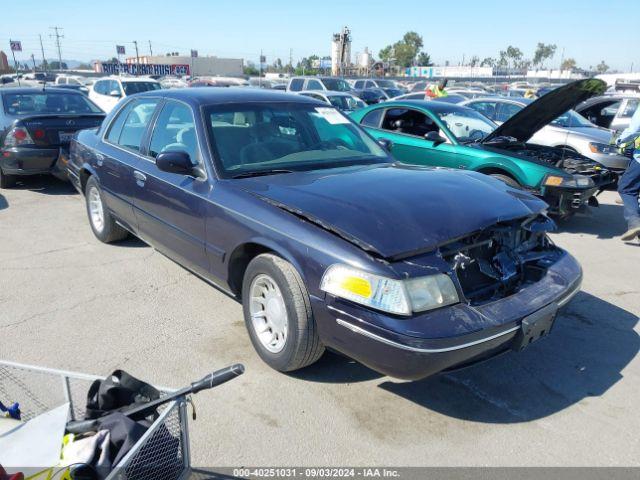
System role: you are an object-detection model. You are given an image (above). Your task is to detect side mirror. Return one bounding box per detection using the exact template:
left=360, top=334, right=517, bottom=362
left=425, top=131, right=446, bottom=145
left=378, top=138, right=393, bottom=151
left=156, top=151, right=193, bottom=175
left=109, top=90, right=122, bottom=97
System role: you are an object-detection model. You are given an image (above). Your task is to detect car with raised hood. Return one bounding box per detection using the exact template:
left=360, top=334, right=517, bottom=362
left=462, top=96, right=630, bottom=172
left=351, top=79, right=616, bottom=217
left=0, top=87, right=105, bottom=188
left=68, top=88, right=582, bottom=380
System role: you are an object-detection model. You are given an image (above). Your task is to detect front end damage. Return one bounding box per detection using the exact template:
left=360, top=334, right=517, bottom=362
left=319, top=213, right=582, bottom=380
left=492, top=143, right=616, bottom=216
left=440, top=214, right=562, bottom=305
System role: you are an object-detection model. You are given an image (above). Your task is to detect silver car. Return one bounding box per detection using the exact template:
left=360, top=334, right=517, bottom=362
left=462, top=97, right=630, bottom=172
left=297, top=90, right=366, bottom=113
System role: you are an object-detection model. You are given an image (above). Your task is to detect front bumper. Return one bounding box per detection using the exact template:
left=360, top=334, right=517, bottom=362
left=313, top=252, right=582, bottom=380
left=589, top=152, right=630, bottom=173
left=542, top=185, right=598, bottom=216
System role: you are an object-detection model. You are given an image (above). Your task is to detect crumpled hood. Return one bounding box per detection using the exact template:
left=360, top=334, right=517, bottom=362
left=483, top=79, right=608, bottom=144
left=235, top=164, right=548, bottom=260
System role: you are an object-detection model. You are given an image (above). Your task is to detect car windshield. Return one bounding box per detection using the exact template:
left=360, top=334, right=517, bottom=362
left=122, top=81, right=161, bottom=95
left=435, top=108, right=497, bottom=143
left=206, top=102, right=389, bottom=177
left=551, top=110, right=594, bottom=128
left=327, top=95, right=364, bottom=111
left=375, top=80, right=397, bottom=88
left=383, top=88, right=404, bottom=98
left=321, top=78, right=352, bottom=92
left=2, top=92, right=102, bottom=115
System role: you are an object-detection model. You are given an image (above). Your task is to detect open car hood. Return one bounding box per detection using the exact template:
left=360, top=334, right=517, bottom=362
left=235, top=164, right=548, bottom=260
left=482, top=79, right=608, bottom=144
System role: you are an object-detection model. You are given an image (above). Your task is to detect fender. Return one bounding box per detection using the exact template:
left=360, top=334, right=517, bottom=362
left=475, top=157, right=528, bottom=184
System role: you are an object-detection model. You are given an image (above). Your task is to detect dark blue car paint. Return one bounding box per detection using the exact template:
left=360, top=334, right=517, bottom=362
left=68, top=88, right=583, bottom=380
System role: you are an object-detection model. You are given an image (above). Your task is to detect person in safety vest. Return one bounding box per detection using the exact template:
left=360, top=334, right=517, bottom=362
left=616, top=104, right=640, bottom=242
left=426, top=78, right=448, bottom=98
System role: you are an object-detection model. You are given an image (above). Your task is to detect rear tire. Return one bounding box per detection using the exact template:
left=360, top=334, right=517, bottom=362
left=242, top=253, right=324, bottom=372
left=85, top=176, right=128, bottom=243
left=0, top=169, right=17, bottom=189
left=490, top=173, right=521, bottom=189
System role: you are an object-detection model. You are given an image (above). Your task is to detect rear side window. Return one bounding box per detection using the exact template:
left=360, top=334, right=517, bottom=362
left=360, top=109, right=383, bottom=128
left=149, top=101, right=200, bottom=165
left=289, top=79, right=304, bottom=91
left=94, top=80, right=107, bottom=95
left=111, top=99, right=159, bottom=152
left=468, top=101, right=497, bottom=120
left=306, top=79, right=323, bottom=90
left=620, top=99, right=639, bottom=118
left=354, top=80, right=364, bottom=89
left=106, top=101, right=135, bottom=143
left=495, top=102, right=522, bottom=123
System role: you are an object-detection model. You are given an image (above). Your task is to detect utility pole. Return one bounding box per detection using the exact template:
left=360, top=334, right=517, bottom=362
left=133, top=40, right=140, bottom=75
left=39, top=34, right=47, bottom=72
left=49, top=26, right=64, bottom=70
left=148, top=40, right=153, bottom=56
left=259, top=49, right=263, bottom=87
left=30, top=54, right=36, bottom=71
left=289, top=48, right=293, bottom=75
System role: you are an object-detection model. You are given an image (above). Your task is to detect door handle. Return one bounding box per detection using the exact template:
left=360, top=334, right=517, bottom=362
left=133, top=170, right=146, bottom=186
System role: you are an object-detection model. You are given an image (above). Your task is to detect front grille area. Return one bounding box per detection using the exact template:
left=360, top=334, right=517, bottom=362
left=440, top=216, right=561, bottom=305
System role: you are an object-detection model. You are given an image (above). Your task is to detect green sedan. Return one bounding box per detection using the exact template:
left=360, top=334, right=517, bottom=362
left=350, top=81, right=615, bottom=217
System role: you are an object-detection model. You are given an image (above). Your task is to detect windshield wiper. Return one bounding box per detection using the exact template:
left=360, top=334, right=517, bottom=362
left=231, top=169, right=294, bottom=179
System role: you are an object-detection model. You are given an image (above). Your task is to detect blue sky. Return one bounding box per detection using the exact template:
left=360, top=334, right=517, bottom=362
left=2, top=0, right=638, bottom=71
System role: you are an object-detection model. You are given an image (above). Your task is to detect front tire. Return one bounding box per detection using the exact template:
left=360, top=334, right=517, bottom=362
left=490, top=173, right=521, bottom=189
left=242, top=254, right=324, bottom=372
left=85, top=176, right=128, bottom=243
left=0, top=169, right=17, bottom=189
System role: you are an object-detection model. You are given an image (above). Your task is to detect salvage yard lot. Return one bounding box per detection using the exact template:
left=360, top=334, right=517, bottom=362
left=1, top=176, right=639, bottom=466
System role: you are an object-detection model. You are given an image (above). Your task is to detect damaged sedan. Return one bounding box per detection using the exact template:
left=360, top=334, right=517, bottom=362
left=351, top=79, right=616, bottom=217
left=68, top=88, right=582, bottom=380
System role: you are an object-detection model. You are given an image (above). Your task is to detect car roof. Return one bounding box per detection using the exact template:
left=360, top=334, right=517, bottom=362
left=301, top=90, right=353, bottom=97
left=0, top=86, right=85, bottom=95
left=135, top=87, right=322, bottom=106
left=381, top=99, right=474, bottom=114
left=466, top=96, right=533, bottom=105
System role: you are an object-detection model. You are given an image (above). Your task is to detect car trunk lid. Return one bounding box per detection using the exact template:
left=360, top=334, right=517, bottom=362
left=19, top=114, right=105, bottom=148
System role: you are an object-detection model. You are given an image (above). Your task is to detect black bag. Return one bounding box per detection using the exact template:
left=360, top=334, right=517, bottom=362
left=85, top=370, right=160, bottom=420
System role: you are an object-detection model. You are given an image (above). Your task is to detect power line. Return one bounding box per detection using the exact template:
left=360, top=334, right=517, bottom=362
left=49, top=26, right=64, bottom=69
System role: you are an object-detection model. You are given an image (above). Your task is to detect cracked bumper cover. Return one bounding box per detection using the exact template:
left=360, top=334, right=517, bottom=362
left=312, top=252, right=582, bottom=380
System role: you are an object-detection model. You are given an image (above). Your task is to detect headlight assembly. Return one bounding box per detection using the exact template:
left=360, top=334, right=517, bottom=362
left=543, top=174, right=594, bottom=189
left=320, top=264, right=459, bottom=316
left=588, top=142, right=618, bottom=155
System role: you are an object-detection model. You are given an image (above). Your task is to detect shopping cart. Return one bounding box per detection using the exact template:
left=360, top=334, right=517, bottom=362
left=0, top=360, right=244, bottom=480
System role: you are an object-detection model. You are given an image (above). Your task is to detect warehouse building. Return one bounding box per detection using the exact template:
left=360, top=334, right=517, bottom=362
left=124, top=55, right=243, bottom=77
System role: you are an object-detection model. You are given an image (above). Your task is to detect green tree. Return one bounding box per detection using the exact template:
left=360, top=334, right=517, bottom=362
left=561, top=58, right=577, bottom=71
left=378, top=31, right=425, bottom=68
left=506, top=46, right=523, bottom=70
left=469, top=55, right=480, bottom=67
left=416, top=51, right=433, bottom=66
left=378, top=45, right=394, bottom=63
left=243, top=61, right=259, bottom=76
left=532, top=43, right=557, bottom=69
left=596, top=61, right=609, bottom=74
left=480, top=57, right=495, bottom=67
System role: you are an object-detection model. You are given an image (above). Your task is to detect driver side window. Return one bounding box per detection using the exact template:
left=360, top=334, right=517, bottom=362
left=381, top=108, right=438, bottom=137
left=149, top=101, right=200, bottom=165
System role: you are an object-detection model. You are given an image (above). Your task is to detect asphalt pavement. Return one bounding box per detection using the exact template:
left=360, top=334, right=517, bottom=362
left=0, top=176, right=638, bottom=467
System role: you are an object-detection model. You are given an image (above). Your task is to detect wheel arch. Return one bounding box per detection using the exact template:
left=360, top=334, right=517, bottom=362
left=475, top=159, right=525, bottom=184
left=226, top=239, right=306, bottom=298
left=79, top=163, right=98, bottom=194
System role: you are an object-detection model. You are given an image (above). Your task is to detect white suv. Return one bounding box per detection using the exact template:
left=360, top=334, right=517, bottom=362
left=89, top=77, right=161, bottom=112
left=286, top=76, right=352, bottom=93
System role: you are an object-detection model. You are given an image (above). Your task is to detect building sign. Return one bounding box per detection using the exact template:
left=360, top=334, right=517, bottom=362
left=190, top=49, right=198, bottom=58
left=9, top=41, right=22, bottom=52
left=99, top=62, right=190, bottom=76
left=116, top=45, right=126, bottom=55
